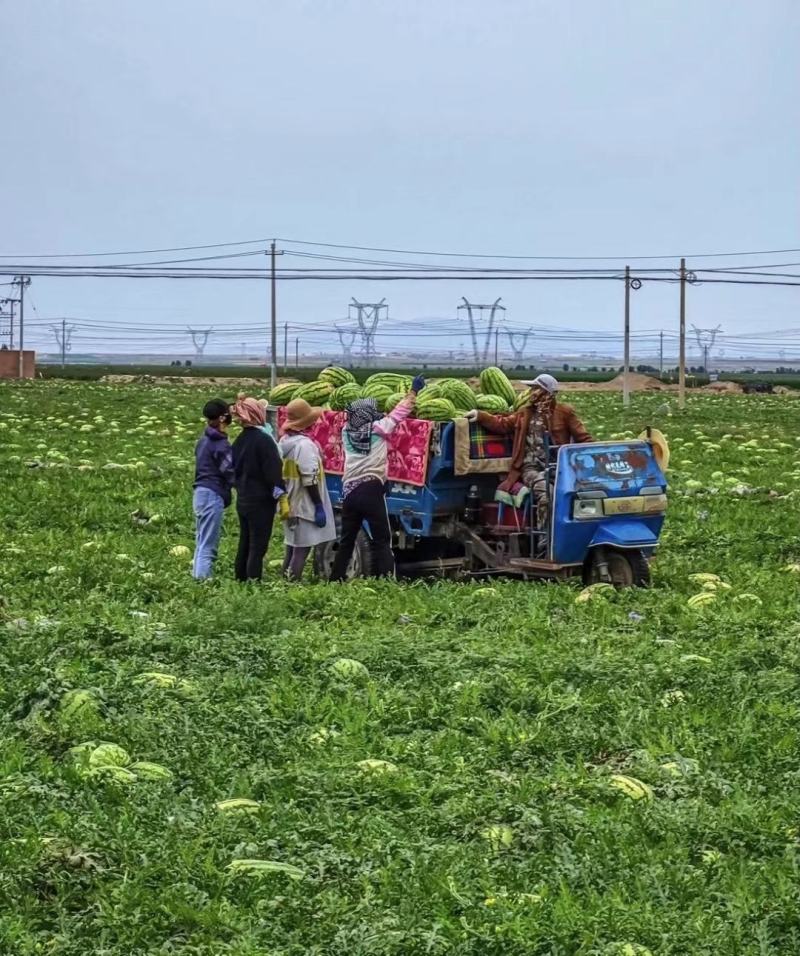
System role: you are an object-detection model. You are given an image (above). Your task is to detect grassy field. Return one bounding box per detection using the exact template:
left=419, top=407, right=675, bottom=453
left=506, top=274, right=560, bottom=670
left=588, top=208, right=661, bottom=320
left=1, top=382, right=799, bottom=954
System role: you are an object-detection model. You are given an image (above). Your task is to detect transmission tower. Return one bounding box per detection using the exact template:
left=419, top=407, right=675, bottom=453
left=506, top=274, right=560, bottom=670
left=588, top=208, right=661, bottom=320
left=348, top=299, right=387, bottom=367
left=336, top=325, right=358, bottom=366
left=50, top=320, right=76, bottom=367
left=187, top=327, right=213, bottom=361
left=457, top=297, right=506, bottom=366
left=691, top=325, right=721, bottom=372
left=506, top=326, right=533, bottom=362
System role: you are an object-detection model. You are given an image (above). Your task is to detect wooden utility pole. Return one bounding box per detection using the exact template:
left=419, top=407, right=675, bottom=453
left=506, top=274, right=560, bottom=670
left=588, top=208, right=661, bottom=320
left=623, top=265, right=631, bottom=407
left=15, top=276, right=30, bottom=379
left=269, top=241, right=278, bottom=389
left=678, top=258, right=687, bottom=408
left=295, top=336, right=299, bottom=369
left=659, top=330, right=664, bottom=376
left=494, top=327, right=499, bottom=365
left=283, top=322, right=288, bottom=373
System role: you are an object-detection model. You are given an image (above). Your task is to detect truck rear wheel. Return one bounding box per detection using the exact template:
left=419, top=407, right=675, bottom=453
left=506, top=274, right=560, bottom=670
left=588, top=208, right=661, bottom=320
left=584, top=547, right=650, bottom=588
left=314, top=532, right=373, bottom=581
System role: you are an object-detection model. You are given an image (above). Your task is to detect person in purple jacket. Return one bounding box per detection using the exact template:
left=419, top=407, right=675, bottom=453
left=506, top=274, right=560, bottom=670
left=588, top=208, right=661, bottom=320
left=192, top=398, right=235, bottom=580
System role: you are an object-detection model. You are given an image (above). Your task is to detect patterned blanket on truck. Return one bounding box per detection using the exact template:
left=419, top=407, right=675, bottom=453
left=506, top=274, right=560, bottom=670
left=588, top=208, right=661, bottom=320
left=453, top=418, right=514, bottom=476
left=277, top=408, right=433, bottom=487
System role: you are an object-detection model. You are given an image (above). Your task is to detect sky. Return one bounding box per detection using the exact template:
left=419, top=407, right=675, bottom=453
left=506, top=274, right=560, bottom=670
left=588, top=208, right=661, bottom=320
left=1, top=0, right=799, bottom=364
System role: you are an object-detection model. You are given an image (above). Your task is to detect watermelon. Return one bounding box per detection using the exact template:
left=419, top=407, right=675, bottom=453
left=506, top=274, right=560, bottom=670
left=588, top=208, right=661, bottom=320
left=416, top=383, right=442, bottom=403
left=361, top=382, right=394, bottom=410
left=318, top=366, right=355, bottom=387
left=475, top=394, right=510, bottom=413
left=415, top=397, right=457, bottom=421
left=385, top=392, right=406, bottom=412
left=269, top=381, right=302, bottom=406
left=364, top=372, right=411, bottom=393
left=293, top=381, right=335, bottom=405
left=479, top=367, right=516, bottom=406
left=329, top=383, right=362, bottom=410
left=438, top=378, right=477, bottom=410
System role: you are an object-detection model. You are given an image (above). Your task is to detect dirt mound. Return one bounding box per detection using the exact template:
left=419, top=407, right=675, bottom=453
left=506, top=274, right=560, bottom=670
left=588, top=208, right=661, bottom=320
left=703, top=380, right=742, bottom=393
left=564, top=372, right=670, bottom=392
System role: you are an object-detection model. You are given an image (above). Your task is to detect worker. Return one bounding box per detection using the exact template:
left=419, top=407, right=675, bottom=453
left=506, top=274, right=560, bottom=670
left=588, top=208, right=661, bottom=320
left=329, top=374, right=425, bottom=582
left=466, top=373, right=593, bottom=534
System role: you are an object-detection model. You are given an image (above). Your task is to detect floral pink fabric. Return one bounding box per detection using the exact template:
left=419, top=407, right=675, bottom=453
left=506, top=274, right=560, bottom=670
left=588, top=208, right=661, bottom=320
left=278, top=409, right=433, bottom=486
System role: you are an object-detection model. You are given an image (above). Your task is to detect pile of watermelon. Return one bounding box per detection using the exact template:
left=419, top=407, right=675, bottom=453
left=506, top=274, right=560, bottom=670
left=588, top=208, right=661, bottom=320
left=267, top=365, right=527, bottom=421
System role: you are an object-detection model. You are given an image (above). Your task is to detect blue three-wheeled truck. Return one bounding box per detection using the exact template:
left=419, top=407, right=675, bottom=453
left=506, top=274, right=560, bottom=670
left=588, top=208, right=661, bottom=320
left=311, top=418, right=668, bottom=588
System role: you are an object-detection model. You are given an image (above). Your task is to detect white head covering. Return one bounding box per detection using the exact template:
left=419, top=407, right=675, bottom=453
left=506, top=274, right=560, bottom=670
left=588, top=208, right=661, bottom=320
left=528, top=373, right=559, bottom=394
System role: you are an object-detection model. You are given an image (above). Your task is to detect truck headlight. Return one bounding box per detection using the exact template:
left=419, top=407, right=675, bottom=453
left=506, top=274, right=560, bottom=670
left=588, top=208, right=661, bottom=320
left=573, top=498, right=603, bottom=519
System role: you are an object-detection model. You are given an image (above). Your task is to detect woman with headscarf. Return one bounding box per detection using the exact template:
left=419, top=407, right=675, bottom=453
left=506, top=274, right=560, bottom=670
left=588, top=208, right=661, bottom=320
left=231, top=396, right=284, bottom=582
left=329, top=375, right=424, bottom=581
left=278, top=397, right=336, bottom=581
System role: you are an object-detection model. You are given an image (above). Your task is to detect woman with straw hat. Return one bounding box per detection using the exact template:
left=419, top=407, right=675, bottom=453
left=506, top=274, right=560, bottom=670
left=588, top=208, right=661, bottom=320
left=278, top=397, right=336, bottom=580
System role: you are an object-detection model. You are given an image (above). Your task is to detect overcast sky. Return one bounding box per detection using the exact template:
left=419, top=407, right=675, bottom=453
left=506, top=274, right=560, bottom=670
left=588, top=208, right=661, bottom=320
left=2, top=1, right=798, bottom=362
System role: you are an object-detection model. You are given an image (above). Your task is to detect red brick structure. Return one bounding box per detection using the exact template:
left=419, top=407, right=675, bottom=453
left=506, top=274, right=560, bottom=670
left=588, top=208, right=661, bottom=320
left=0, top=350, right=35, bottom=379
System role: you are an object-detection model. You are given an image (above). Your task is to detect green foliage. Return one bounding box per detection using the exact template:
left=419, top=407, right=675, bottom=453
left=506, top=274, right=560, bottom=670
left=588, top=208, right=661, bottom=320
left=1, top=380, right=800, bottom=953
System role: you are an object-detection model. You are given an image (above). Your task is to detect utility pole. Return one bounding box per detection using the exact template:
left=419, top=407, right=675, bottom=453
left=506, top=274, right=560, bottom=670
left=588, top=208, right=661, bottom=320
left=623, top=266, right=631, bottom=407
left=269, top=241, right=278, bottom=388
left=283, top=322, right=288, bottom=373
left=295, top=336, right=299, bottom=369
left=494, top=327, right=499, bottom=365
left=678, top=258, right=687, bottom=408
left=13, top=276, right=31, bottom=378
left=659, top=331, right=664, bottom=377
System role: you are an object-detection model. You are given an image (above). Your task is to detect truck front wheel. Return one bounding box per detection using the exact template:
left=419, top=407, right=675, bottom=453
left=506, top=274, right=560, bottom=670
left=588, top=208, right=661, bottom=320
left=584, top=547, right=650, bottom=588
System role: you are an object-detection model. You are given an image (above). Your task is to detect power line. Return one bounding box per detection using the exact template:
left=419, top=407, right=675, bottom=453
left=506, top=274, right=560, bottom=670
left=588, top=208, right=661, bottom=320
left=2, top=232, right=800, bottom=263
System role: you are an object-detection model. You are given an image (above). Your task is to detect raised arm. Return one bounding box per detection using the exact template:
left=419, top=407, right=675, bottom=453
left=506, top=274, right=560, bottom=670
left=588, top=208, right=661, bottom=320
left=373, top=374, right=423, bottom=439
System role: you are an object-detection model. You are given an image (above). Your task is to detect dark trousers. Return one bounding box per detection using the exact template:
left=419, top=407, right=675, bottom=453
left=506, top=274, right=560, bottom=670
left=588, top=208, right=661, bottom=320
left=235, top=498, right=276, bottom=581
left=330, top=479, right=394, bottom=582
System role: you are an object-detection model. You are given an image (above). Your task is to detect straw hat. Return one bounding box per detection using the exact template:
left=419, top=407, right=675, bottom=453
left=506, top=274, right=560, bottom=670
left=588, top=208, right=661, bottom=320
left=638, top=427, right=670, bottom=472
left=283, top=397, right=323, bottom=433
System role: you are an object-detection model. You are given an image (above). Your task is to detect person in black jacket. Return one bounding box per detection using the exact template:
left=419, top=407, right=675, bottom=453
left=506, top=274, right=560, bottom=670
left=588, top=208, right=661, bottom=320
left=231, top=396, right=283, bottom=582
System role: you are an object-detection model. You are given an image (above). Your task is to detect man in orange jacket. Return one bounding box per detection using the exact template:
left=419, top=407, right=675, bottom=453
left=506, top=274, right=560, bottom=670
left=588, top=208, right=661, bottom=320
left=466, top=373, right=593, bottom=529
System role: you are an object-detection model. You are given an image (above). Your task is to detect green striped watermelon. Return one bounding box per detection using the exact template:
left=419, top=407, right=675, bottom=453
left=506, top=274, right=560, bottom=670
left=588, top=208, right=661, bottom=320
left=475, top=394, right=510, bottom=413
left=438, top=378, right=477, bottom=410
left=415, top=397, right=457, bottom=421
left=294, top=381, right=335, bottom=405
left=479, top=366, right=516, bottom=406
left=318, top=366, right=355, bottom=387
left=329, top=383, right=362, bottom=410
left=269, top=381, right=302, bottom=406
